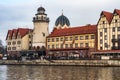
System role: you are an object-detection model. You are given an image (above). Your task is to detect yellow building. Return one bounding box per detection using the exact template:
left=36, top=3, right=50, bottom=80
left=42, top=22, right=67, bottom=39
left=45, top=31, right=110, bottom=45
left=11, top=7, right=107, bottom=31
left=97, top=9, right=120, bottom=51
left=6, top=28, right=32, bottom=55
left=46, top=14, right=97, bottom=59
left=93, top=9, right=120, bottom=59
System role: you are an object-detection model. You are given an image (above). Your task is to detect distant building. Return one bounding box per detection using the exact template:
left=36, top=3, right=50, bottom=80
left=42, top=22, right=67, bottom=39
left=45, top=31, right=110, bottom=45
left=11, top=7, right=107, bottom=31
left=6, top=28, right=32, bottom=55
left=46, top=14, right=97, bottom=58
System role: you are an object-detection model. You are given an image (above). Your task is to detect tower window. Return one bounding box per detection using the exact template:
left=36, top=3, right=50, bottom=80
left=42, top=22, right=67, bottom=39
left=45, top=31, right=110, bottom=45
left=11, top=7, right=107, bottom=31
left=42, top=32, right=45, bottom=37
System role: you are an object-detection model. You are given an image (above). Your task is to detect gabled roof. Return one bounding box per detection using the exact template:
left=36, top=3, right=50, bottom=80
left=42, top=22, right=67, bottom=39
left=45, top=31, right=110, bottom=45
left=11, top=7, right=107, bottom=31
left=114, top=9, right=120, bottom=16
left=6, top=28, right=31, bottom=40
left=47, top=24, right=97, bottom=37
left=101, top=11, right=113, bottom=24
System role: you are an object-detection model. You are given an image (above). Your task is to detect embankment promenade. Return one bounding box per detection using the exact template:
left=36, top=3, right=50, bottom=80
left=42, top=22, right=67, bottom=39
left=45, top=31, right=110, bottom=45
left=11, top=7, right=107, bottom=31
left=0, top=60, right=120, bottom=67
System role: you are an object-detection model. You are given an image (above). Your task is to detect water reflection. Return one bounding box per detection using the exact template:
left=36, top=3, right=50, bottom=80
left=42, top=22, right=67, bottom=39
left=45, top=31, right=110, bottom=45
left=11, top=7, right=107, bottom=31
left=0, top=65, right=120, bottom=80
left=0, top=65, right=7, bottom=80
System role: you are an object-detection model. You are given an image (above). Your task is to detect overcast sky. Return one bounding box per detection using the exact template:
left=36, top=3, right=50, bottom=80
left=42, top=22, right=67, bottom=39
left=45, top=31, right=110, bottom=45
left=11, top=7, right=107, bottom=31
left=0, top=0, right=120, bottom=45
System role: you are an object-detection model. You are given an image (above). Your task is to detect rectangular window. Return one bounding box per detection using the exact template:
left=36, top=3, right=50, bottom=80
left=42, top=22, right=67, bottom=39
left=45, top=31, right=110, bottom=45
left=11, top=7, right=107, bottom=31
left=48, top=45, right=50, bottom=49
left=56, top=38, right=59, bottom=42
left=52, top=38, right=54, bottom=42
left=103, top=21, right=105, bottom=24
left=85, top=43, right=89, bottom=47
left=56, top=44, right=59, bottom=48
left=118, top=27, right=120, bottom=31
left=112, top=27, right=115, bottom=32
left=17, top=41, right=21, bottom=44
left=52, top=45, right=54, bottom=49
left=47, top=39, right=50, bottom=42
left=100, top=47, right=103, bottom=50
left=61, top=44, right=63, bottom=48
left=42, top=33, right=45, bottom=37
left=85, top=36, right=89, bottom=40
left=12, top=41, right=16, bottom=45
left=80, top=36, right=84, bottom=40
left=100, top=39, right=102, bottom=44
left=12, top=47, right=16, bottom=50
left=115, top=19, right=117, bottom=23
left=118, top=35, right=120, bottom=39
left=100, top=32, right=102, bottom=36
left=70, top=37, right=73, bottom=41
left=70, top=44, right=73, bottom=48
left=65, top=44, right=68, bottom=48
left=75, top=43, right=78, bottom=48
left=8, top=47, right=11, bottom=50
left=105, top=35, right=107, bottom=40
left=75, top=36, right=78, bottom=40
left=104, top=28, right=107, bottom=33
left=105, top=43, right=108, bottom=48
left=112, top=35, right=115, bottom=39
left=91, top=35, right=95, bottom=39
left=60, top=38, right=63, bottom=41
left=65, top=37, right=68, bottom=41
left=8, top=42, right=11, bottom=45
left=80, top=43, right=83, bottom=47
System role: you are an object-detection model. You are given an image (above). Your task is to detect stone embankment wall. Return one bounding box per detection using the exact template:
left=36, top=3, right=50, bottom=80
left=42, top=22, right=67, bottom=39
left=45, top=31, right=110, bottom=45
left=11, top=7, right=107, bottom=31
left=0, top=60, right=120, bottom=67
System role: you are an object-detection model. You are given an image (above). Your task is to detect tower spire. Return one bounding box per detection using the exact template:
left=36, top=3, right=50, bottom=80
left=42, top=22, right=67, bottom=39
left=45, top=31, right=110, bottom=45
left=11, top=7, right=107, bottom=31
left=62, top=9, right=63, bottom=15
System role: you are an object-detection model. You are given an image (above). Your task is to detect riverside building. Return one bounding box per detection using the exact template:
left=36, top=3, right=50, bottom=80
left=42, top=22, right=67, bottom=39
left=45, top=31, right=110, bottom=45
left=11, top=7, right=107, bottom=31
left=46, top=14, right=97, bottom=59
left=93, top=9, right=120, bottom=59
left=6, top=7, right=120, bottom=59
left=6, top=6, right=49, bottom=57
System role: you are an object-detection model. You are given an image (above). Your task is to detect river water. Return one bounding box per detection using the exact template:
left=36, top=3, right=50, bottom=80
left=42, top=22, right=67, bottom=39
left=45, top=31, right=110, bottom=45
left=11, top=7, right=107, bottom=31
left=0, top=65, right=120, bottom=80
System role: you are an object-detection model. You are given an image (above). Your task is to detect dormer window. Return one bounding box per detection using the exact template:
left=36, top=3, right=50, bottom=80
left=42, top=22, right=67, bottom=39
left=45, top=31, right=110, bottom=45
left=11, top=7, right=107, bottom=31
left=115, top=19, right=117, bottom=23
left=103, top=21, right=105, bottom=24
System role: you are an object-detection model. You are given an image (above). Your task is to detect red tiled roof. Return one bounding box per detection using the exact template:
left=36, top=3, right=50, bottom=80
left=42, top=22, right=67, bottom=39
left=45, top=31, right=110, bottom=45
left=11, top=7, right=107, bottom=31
left=48, top=24, right=97, bottom=37
left=6, top=28, right=31, bottom=40
left=114, top=9, right=120, bottom=16
left=101, top=11, right=113, bottom=24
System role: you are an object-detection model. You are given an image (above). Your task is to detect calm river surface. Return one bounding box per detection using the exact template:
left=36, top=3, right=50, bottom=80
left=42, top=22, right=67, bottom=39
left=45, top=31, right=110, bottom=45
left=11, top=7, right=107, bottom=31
left=0, top=65, right=120, bottom=80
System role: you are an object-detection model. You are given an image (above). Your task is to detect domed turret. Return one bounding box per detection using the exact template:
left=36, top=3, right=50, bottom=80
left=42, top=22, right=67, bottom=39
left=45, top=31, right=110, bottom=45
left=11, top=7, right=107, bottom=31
left=55, top=14, right=70, bottom=28
left=37, top=6, right=45, bottom=14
